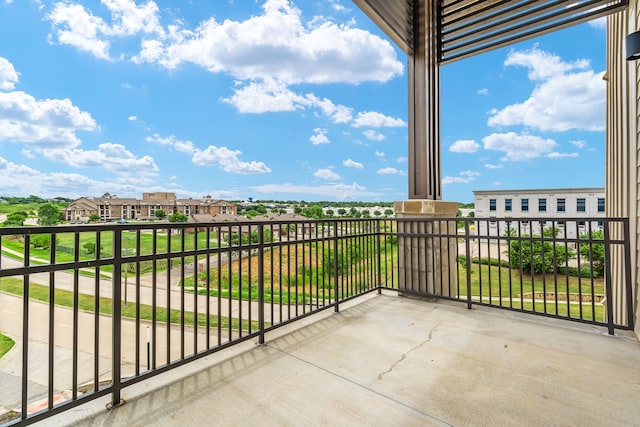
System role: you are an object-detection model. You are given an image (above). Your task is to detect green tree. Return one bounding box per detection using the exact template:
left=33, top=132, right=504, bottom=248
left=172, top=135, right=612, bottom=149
left=509, top=229, right=574, bottom=274
left=301, top=205, right=324, bottom=219
left=155, top=210, right=167, bottom=220
left=579, top=230, right=605, bottom=277
left=325, top=209, right=334, bottom=217
left=337, top=208, right=347, bottom=217
left=373, top=210, right=382, bottom=218
left=4, top=211, right=27, bottom=226
left=31, top=234, right=52, bottom=249
left=168, top=212, right=188, bottom=223
left=83, top=241, right=103, bottom=255
left=384, top=208, right=394, bottom=217
left=89, top=214, right=101, bottom=223
left=37, top=203, right=60, bottom=226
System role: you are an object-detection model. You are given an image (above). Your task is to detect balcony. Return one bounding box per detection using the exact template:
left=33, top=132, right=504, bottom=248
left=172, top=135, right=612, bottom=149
left=0, top=218, right=637, bottom=425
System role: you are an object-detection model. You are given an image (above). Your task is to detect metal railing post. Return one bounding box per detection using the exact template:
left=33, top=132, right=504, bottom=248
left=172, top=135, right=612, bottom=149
left=376, top=219, right=383, bottom=294
left=602, top=220, right=616, bottom=335
left=110, top=227, right=124, bottom=408
left=258, top=224, right=265, bottom=345
left=623, top=218, right=634, bottom=330
left=333, top=221, right=339, bottom=312
left=464, top=220, right=473, bottom=310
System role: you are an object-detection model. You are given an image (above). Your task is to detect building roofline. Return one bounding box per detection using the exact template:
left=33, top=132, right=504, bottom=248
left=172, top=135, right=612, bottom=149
left=473, top=188, right=605, bottom=195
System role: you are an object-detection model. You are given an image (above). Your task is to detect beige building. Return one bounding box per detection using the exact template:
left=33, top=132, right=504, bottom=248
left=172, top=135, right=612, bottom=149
left=64, top=192, right=237, bottom=222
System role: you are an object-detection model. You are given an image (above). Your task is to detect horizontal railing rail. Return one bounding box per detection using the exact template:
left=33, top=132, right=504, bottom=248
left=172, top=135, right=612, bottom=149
left=0, top=216, right=632, bottom=425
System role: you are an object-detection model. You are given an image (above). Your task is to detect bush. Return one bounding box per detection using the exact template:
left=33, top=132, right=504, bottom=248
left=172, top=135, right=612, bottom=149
left=508, top=231, right=574, bottom=274
left=31, top=234, right=52, bottom=249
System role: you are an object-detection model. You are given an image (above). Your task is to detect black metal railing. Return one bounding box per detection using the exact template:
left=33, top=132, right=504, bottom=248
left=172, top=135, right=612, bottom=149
left=0, top=216, right=633, bottom=425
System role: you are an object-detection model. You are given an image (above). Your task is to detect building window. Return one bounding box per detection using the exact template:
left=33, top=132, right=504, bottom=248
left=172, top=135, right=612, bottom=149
left=505, top=199, right=512, bottom=212
left=538, top=198, right=547, bottom=212
left=489, top=199, right=497, bottom=211
left=577, top=198, right=586, bottom=212
left=557, top=198, right=565, bottom=212
left=597, top=198, right=605, bottom=212
left=521, top=198, right=529, bottom=212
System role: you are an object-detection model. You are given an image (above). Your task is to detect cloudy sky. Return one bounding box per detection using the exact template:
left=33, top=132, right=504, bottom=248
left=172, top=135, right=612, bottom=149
left=0, top=0, right=607, bottom=202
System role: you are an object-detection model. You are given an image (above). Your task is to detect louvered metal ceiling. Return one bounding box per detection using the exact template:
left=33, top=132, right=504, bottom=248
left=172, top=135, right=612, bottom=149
left=352, top=0, right=414, bottom=54
left=353, top=0, right=629, bottom=63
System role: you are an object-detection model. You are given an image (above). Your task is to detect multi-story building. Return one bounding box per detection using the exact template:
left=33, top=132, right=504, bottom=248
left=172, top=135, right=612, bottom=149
left=473, top=188, right=605, bottom=238
left=64, top=192, right=237, bottom=222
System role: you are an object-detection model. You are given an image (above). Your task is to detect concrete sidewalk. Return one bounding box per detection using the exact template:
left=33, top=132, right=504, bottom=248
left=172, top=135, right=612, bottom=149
left=41, top=292, right=640, bottom=427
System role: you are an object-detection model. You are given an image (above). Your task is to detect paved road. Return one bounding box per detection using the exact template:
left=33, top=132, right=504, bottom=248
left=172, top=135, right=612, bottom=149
left=0, top=245, right=325, bottom=415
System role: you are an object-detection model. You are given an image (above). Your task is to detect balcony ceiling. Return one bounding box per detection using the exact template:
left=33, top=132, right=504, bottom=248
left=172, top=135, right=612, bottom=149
left=352, top=0, right=629, bottom=63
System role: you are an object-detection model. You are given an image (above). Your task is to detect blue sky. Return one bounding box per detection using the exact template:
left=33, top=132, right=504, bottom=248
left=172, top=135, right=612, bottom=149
left=0, top=0, right=607, bottom=203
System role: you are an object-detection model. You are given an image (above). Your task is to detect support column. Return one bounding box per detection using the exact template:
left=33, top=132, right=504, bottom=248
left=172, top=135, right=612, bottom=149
left=394, top=200, right=458, bottom=297
left=606, top=5, right=639, bottom=333
left=409, top=0, right=441, bottom=200
left=399, top=2, right=457, bottom=297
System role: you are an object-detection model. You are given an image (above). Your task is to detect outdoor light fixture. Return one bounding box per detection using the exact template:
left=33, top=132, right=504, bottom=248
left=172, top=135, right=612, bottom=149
left=626, top=30, right=640, bottom=61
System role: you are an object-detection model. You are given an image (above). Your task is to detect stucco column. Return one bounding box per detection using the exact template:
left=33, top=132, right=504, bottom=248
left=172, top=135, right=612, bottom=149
left=394, top=200, right=458, bottom=296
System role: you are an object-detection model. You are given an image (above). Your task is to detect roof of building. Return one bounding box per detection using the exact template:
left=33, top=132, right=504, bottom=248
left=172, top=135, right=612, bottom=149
left=474, top=188, right=605, bottom=196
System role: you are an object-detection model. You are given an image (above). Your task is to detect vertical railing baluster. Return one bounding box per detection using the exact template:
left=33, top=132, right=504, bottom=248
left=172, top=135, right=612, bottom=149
left=258, top=224, right=265, bottom=345
left=333, top=221, right=339, bottom=312
left=111, top=226, right=123, bottom=408
left=21, top=233, right=31, bottom=421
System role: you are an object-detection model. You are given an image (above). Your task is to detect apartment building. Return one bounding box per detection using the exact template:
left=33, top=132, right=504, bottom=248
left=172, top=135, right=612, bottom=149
left=473, top=188, right=605, bottom=238
left=64, top=192, right=237, bottom=222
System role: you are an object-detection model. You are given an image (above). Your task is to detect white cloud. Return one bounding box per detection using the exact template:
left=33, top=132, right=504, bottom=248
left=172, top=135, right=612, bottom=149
left=146, top=133, right=196, bottom=154
left=484, top=163, right=504, bottom=169
left=128, top=115, right=137, bottom=121
left=223, top=79, right=308, bottom=113
left=570, top=140, right=586, bottom=149
left=314, top=168, right=340, bottom=180
left=449, top=139, right=480, bottom=153
left=343, top=158, right=363, bottom=169
left=377, top=167, right=405, bottom=175
left=352, top=111, right=406, bottom=128
left=546, top=152, right=579, bottom=159
left=0, top=57, right=19, bottom=90
left=396, top=156, right=407, bottom=163
left=251, top=181, right=380, bottom=199
left=223, top=80, right=354, bottom=124
left=375, top=151, right=385, bottom=158
left=477, top=88, right=489, bottom=95
left=47, top=0, right=164, bottom=60
left=192, top=145, right=271, bottom=174
left=482, top=132, right=557, bottom=161
left=442, top=170, right=480, bottom=185
left=488, top=47, right=604, bottom=132
left=133, top=0, right=402, bottom=85
left=363, top=129, right=386, bottom=141
left=309, top=95, right=353, bottom=123
left=310, top=128, right=330, bottom=145
left=41, top=142, right=158, bottom=175
left=588, top=17, right=606, bottom=30
left=0, top=90, right=97, bottom=148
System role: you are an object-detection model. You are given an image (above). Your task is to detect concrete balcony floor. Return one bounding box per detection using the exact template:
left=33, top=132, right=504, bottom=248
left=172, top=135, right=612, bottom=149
left=50, top=291, right=640, bottom=427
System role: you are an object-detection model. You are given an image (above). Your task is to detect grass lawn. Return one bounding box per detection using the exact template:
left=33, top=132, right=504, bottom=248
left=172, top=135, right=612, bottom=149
left=0, top=277, right=257, bottom=330
left=1, top=230, right=220, bottom=277
left=0, top=332, right=14, bottom=358
left=184, top=239, right=398, bottom=304
left=458, top=262, right=606, bottom=322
